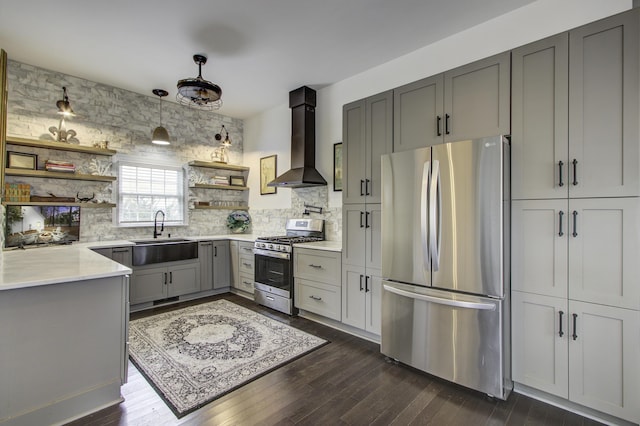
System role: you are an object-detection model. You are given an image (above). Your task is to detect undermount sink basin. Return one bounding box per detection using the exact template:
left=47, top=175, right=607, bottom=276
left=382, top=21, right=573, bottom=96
left=132, top=239, right=198, bottom=266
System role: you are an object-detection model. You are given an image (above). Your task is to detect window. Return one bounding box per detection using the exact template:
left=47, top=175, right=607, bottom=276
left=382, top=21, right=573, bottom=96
left=117, top=161, right=186, bottom=226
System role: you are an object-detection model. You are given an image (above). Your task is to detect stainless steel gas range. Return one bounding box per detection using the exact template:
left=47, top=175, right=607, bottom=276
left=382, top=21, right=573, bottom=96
left=253, top=218, right=324, bottom=315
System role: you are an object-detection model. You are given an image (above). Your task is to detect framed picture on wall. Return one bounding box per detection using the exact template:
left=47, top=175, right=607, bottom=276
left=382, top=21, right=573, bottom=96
left=260, top=155, right=277, bottom=195
left=333, top=142, right=342, bottom=191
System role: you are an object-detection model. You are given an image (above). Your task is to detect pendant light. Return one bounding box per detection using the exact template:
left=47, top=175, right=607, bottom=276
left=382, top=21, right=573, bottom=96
left=176, top=54, right=222, bottom=110
left=152, top=89, right=170, bottom=145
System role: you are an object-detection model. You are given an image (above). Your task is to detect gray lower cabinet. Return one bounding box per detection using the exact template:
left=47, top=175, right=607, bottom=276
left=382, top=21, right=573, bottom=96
left=199, top=240, right=230, bottom=291
left=341, top=264, right=381, bottom=335
left=212, top=240, right=230, bottom=288
left=392, top=51, right=510, bottom=152
left=131, top=260, right=199, bottom=304
left=294, top=248, right=341, bottom=321
left=231, top=241, right=255, bottom=295
left=92, top=246, right=133, bottom=268
left=0, top=275, right=129, bottom=426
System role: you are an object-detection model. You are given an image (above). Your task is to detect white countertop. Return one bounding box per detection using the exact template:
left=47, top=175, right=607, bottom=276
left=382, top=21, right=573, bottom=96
left=0, top=244, right=132, bottom=291
left=293, top=240, right=342, bottom=252
left=0, top=233, right=341, bottom=291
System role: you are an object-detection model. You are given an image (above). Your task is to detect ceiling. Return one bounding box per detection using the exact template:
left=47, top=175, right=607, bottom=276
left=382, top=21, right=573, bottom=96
left=0, top=0, right=535, bottom=119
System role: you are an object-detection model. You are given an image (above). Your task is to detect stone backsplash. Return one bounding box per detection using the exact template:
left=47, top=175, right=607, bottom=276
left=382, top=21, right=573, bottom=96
left=3, top=60, right=343, bottom=244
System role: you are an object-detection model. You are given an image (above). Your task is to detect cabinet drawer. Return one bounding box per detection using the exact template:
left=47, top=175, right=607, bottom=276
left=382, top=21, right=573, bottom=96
left=295, top=278, right=341, bottom=321
left=239, top=254, right=255, bottom=275
left=238, top=272, right=255, bottom=294
left=294, top=248, right=341, bottom=286
left=238, top=242, right=255, bottom=256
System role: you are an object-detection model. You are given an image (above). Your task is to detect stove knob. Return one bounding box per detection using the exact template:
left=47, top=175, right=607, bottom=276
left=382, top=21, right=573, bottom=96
left=267, top=244, right=274, bottom=250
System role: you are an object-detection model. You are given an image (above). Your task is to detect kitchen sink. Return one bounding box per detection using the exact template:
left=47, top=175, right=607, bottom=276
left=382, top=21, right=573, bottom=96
left=132, top=239, right=198, bottom=266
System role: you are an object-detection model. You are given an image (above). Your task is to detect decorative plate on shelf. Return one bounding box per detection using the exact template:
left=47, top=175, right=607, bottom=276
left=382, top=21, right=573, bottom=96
left=227, top=211, right=251, bottom=233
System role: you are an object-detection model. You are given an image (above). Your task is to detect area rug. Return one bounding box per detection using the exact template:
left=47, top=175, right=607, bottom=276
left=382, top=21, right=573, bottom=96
left=128, top=299, right=327, bottom=418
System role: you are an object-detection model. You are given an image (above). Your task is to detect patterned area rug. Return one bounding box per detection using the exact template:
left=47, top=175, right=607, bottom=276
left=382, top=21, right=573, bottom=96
left=129, top=299, right=327, bottom=418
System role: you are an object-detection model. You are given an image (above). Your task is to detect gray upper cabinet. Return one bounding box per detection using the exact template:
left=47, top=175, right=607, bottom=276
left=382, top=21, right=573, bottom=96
left=569, top=9, right=639, bottom=198
left=393, top=74, right=444, bottom=152
left=392, top=52, right=510, bottom=152
left=512, top=34, right=569, bottom=200
left=443, top=51, right=511, bottom=143
left=512, top=9, right=639, bottom=200
left=343, top=90, right=393, bottom=204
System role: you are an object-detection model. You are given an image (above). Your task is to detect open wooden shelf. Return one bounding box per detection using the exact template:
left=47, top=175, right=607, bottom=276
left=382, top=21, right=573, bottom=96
left=3, top=201, right=116, bottom=208
left=188, top=160, right=249, bottom=172
left=190, top=183, right=249, bottom=191
left=193, top=205, right=249, bottom=211
left=6, top=136, right=117, bottom=156
left=5, top=168, right=116, bottom=182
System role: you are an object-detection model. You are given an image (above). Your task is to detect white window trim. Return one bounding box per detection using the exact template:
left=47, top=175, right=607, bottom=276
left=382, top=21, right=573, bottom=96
left=114, top=158, right=188, bottom=228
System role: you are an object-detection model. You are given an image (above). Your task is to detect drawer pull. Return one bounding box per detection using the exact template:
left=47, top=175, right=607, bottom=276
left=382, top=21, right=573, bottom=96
left=243, top=281, right=253, bottom=286
left=309, top=264, right=322, bottom=269
left=309, top=295, right=322, bottom=301
left=242, top=262, right=252, bottom=267
left=112, top=248, right=129, bottom=253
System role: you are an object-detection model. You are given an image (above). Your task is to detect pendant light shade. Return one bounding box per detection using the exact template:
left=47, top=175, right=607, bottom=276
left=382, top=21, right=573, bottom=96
left=152, top=89, right=170, bottom=145
left=176, top=54, right=222, bottom=110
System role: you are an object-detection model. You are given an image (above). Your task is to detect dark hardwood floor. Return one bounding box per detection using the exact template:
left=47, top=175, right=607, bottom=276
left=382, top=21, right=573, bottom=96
left=69, top=294, right=603, bottom=426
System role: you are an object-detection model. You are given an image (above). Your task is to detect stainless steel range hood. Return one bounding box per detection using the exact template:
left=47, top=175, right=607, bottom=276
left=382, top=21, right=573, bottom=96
left=267, top=86, right=327, bottom=188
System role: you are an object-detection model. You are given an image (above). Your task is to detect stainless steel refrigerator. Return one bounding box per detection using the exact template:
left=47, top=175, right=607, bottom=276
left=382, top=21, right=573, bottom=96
left=380, top=135, right=512, bottom=400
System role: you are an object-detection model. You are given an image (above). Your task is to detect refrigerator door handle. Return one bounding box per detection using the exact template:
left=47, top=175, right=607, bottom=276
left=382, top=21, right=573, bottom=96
left=383, top=284, right=496, bottom=310
left=429, top=160, right=441, bottom=271
left=421, top=161, right=431, bottom=271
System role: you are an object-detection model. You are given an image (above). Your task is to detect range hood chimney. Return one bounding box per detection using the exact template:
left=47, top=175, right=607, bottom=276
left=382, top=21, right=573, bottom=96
left=267, top=86, right=327, bottom=188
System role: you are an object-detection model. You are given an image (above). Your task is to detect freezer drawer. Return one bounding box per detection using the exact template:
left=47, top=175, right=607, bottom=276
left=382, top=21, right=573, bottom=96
left=381, top=281, right=511, bottom=399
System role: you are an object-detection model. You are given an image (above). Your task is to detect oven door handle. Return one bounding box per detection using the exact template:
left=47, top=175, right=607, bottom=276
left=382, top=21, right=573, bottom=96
left=253, top=248, right=291, bottom=260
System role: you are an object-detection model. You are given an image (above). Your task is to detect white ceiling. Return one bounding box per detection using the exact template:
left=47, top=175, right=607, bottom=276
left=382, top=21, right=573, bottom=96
left=0, top=0, right=535, bottom=119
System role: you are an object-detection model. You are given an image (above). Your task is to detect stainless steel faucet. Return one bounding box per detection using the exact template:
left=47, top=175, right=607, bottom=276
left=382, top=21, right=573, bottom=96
left=153, top=210, right=165, bottom=238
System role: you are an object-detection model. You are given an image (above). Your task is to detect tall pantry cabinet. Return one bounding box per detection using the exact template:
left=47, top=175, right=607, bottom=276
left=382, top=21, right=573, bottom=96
left=511, top=10, right=640, bottom=424
left=341, top=90, right=392, bottom=335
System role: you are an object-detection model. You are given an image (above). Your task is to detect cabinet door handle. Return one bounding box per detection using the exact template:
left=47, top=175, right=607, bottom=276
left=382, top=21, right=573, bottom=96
left=572, top=159, right=578, bottom=186
left=572, top=313, right=578, bottom=340
left=572, top=210, right=578, bottom=237
left=113, top=248, right=129, bottom=253
left=558, top=310, right=564, bottom=337
left=365, top=211, right=370, bottom=228
left=359, top=274, right=364, bottom=291
left=365, top=179, right=371, bottom=196
left=436, top=115, right=442, bottom=136
left=365, top=275, right=370, bottom=292
left=445, top=114, right=451, bottom=135
left=558, top=211, right=564, bottom=237
left=360, top=179, right=365, bottom=196
left=309, top=295, right=322, bottom=301
left=214, top=246, right=218, bottom=257
left=360, top=211, right=364, bottom=228
left=164, top=272, right=167, bottom=285
left=558, top=161, right=564, bottom=187
left=309, top=264, right=322, bottom=269
left=169, top=271, right=172, bottom=283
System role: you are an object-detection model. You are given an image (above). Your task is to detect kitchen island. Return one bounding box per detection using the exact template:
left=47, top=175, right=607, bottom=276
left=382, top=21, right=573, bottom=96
left=0, top=245, right=131, bottom=426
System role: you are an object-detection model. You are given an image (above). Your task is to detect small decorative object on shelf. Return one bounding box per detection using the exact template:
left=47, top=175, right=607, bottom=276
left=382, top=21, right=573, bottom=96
left=227, top=210, right=251, bottom=233
left=229, top=175, right=245, bottom=187
left=88, top=158, right=111, bottom=175
left=4, top=183, right=31, bottom=202
left=92, top=141, right=109, bottom=149
left=45, top=159, right=75, bottom=173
